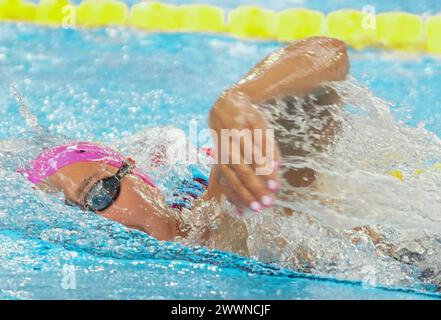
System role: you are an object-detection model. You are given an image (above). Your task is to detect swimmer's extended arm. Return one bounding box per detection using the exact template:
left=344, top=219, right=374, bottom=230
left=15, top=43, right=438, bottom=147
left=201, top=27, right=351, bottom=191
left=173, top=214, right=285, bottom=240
left=208, top=37, right=349, bottom=211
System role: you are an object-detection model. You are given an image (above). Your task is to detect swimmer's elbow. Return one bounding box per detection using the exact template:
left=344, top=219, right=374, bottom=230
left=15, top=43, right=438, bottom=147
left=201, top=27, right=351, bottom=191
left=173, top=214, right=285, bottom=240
left=328, top=38, right=350, bottom=80
left=286, top=36, right=348, bottom=55
left=313, top=37, right=350, bottom=80
left=286, top=36, right=350, bottom=81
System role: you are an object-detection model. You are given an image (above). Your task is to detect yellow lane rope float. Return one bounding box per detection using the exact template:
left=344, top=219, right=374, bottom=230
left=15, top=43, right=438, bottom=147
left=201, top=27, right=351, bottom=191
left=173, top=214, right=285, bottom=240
left=1, top=0, right=441, bottom=55
left=388, top=164, right=441, bottom=183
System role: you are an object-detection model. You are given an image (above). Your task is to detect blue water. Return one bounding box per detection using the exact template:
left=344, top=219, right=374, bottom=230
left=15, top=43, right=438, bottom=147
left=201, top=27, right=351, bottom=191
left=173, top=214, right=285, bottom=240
left=1, top=1, right=441, bottom=300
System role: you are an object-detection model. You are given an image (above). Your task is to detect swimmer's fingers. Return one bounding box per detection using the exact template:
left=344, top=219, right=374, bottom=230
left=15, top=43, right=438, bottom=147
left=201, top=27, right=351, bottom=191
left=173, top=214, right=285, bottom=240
left=216, top=131, right=277, bottom=207
left=229, top=161, right=275, bottom=210
left=245, top=109, right=282, bottom=192
left=209, top=98, right=280, bottom=208
left=229, top=137, right=278, bottom=201
left=216, top=110, right=281, bottom=196
left=249, top=125, right=282, bottom=192
left=217, top=165, right=262, bottom=212
left=217, top=180, right=246, bottom=215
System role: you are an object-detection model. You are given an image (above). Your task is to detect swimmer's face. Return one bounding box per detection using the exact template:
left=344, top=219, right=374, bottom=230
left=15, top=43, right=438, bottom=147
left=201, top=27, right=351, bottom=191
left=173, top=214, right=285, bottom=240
left=42, top=162, right=182, bottom=241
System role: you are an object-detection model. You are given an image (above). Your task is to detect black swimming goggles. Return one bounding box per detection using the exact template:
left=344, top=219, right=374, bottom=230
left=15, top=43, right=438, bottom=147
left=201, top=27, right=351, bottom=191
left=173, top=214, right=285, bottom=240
left=82, top=158, right=136, bottom=212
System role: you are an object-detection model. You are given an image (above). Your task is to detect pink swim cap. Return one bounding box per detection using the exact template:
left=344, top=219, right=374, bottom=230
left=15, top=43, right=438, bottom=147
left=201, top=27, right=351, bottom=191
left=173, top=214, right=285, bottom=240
left=19, top=141, right=156, bottom=187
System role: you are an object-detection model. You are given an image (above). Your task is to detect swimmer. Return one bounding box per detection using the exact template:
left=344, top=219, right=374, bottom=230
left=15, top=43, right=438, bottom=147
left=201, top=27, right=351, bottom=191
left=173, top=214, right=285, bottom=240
left=19, top=37, right=349, bottom=251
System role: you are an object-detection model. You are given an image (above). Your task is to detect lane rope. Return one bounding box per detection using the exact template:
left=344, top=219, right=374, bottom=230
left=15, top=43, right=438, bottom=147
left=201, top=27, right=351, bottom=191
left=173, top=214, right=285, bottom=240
left=2, top=1, right=441, bottom=180
left=0, top=0, right=440, bottom=54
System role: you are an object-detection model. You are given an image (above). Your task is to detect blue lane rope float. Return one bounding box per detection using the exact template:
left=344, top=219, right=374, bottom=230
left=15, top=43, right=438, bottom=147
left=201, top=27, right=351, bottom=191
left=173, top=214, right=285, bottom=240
left=1, top=0, right=441, bottom=54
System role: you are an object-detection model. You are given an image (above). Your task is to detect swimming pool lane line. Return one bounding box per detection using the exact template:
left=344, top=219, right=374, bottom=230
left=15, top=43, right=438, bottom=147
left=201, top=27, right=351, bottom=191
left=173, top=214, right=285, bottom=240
left=0, top=1, right=440, bottom=55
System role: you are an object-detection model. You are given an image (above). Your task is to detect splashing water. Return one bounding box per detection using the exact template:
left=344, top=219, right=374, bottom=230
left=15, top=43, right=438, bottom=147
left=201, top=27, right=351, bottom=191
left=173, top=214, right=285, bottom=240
left=1, top=24, right=441, bottom=298
left=3, top=76, right=441, bottom=293
left=241, top=77, right=441, bottom=291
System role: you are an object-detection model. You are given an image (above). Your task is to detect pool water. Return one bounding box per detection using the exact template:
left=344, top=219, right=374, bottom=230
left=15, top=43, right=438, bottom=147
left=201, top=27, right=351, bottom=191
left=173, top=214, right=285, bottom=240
left=1, top=2, right=441, bottom=299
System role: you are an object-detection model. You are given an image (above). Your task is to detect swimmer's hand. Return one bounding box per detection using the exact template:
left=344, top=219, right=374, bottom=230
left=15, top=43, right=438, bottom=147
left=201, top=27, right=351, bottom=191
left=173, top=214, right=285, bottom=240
left=208, top=89, right=281, bottom=213
left=206, top=37, right=348, bottom=213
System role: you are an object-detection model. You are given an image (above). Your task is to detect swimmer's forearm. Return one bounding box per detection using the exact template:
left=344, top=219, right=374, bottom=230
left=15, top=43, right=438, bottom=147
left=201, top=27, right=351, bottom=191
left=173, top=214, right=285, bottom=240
left=229, top=37, right=349, bottom=104
left=205, top=37, right=348, bottom=211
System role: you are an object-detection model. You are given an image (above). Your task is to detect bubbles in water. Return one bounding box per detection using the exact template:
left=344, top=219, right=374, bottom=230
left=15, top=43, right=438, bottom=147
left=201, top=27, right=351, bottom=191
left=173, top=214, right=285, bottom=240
left=1, top=23, right=441, bottom=295
left=2, top=76, right=441, bottom=293
left=234, top=77, right=441, bottom=291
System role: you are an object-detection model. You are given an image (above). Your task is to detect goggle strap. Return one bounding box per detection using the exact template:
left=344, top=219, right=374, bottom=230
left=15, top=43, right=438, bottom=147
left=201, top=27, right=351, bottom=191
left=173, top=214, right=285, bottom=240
left=114, top=159, right=135, bottom=180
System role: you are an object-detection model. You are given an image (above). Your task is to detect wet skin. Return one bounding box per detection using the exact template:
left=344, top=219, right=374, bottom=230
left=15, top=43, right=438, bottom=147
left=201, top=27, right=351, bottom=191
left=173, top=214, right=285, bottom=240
left=32, top=37, right=410, bottom=273
left=38, top=36, right=349, bottom=243
left=43, top=162, right=182, bottom=241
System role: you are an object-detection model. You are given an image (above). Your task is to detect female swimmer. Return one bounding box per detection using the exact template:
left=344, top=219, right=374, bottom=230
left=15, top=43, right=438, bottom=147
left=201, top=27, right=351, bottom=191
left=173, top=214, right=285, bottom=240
left=19, top=37, right=349, bottom=252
